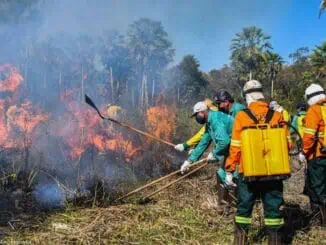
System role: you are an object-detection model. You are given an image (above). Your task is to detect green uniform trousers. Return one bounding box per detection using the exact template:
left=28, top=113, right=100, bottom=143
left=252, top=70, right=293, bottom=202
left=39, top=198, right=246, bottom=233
left=307, top=158, right=326, bottom=205
left=235, top=175, right=284, bottom=232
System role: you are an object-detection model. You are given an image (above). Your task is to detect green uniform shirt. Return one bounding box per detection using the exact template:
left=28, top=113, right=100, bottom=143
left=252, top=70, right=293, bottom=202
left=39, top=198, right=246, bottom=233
left=188, top=111, right=234, bottom=162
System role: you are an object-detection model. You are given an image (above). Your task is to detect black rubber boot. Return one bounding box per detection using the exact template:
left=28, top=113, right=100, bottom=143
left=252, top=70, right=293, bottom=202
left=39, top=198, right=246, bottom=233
left=267, top=232, right=283, bottom=245
left=233, top=224, right=248, bottom=245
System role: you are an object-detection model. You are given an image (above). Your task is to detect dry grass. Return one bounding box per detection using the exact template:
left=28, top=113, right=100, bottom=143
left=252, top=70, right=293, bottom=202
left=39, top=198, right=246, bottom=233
left=4, top=163, right=326, bottom=244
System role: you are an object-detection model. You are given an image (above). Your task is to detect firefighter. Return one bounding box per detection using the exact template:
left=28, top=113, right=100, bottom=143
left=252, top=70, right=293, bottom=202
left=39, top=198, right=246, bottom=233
left=174, top=99, right=218, bottom=152
left=179, top=101, right=236, bottom=215
left=291, top=102, right=307, bottom=138
left=214, top=89, right=246, bottom=118
left=213, top=90, right=246, bottom=214
left=270, top=100, right=290, bottom=122
left=301, top=83, right=326, bottom=226
left=225, top=80, right=288, bottom=244
left=180, top=101, right=234, bottom=174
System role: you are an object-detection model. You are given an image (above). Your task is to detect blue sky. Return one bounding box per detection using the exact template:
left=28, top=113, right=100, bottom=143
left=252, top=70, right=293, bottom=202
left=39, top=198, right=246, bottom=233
left=42, top=0, right=326, bottom=71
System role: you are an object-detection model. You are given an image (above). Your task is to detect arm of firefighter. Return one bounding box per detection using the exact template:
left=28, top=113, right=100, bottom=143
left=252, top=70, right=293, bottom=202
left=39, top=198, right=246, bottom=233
left=225, top=114, right=242, bottom=172
left=184, top=125, right=206, bottom=149
left=303, top=107, right=319, bottom=156
left=188, top=131, right=212, bottom=162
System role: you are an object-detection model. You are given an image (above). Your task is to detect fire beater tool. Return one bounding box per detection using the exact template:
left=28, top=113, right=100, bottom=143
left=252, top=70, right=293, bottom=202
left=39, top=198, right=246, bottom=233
left=85, top=94, right=176, bottom=148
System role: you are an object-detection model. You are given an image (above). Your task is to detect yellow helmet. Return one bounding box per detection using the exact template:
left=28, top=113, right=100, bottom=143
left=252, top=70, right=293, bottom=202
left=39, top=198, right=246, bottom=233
left=204, top=98, right=218, bottom=111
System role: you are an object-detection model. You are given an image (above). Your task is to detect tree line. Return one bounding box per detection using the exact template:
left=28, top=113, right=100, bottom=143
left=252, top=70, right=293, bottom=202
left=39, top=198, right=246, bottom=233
left=0, top=3, right=325, bottom=114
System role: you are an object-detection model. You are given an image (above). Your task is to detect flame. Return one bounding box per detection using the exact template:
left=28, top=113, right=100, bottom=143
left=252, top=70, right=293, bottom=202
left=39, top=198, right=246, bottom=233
left=58, top=90, right=140, bottom=160
left=0, top=64, right=23, bottom=92
left=0, top=65, right=48, bottom=149
left=146, top=104, right=176, bottom=142
left=7, top=101, right=48, bottom=134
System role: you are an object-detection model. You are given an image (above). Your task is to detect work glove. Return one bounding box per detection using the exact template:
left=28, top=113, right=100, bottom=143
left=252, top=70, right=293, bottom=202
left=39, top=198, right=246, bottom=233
left=174, top=143, right=185, bottom=152
left=207, top=152, right=217, bottom=162
left=180, top=160, right=192, bottom=175
left=188, top=149, right=194, bottom=156
left=225, top=172, right=237, bottom=187
left=298, top=152, right=306, bottom=162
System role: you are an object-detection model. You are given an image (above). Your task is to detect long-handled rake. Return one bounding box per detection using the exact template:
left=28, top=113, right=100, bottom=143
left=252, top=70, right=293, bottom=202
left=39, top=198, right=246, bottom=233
left=85, top=94, right=176, bottom=148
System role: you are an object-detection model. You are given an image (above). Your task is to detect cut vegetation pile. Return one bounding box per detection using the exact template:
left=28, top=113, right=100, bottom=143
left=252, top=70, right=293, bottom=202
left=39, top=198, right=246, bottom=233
left=4, top=162, right=326, bottom=244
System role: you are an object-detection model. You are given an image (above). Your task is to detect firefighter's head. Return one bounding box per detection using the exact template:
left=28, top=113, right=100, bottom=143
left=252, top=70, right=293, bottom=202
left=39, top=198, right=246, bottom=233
left=304, top=83, right=326, bottom=106
left=214, top=90, right=234, bottom=113
left=191, top=101, right=209, bottom=125
left=243, top=80, right=264, bottom=105
left=296, top=102, right=307, bottom=112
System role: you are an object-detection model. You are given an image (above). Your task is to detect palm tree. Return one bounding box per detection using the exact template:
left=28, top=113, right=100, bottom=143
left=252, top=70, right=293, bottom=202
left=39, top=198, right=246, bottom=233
left=230, top=26, right=273, bottom=80
left=263, top=51, right=284, bottom=98
left=320, top=0, right=326, bottom=18
left=311, top=41, right=326, bottom=78
left=127, top=18, right=174, bottom=109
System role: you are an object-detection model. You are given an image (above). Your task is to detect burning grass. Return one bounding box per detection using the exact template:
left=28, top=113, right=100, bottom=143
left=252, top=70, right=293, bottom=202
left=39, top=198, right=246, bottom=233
left=4, top=164, right=326, bottom=244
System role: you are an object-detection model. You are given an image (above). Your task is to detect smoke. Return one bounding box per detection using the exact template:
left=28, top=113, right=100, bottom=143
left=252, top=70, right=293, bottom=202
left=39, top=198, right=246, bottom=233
left=1, top=0, right=292, bottom=68
left=0, top=0, right=293, bottom=209
left=32, top=182, right=65, bottom=209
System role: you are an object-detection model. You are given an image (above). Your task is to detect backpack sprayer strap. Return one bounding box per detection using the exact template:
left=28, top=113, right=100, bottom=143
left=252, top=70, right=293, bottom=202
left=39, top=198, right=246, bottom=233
left=242, top=109, right=259, bottom=124
left=318, top=103, right=326, bottom=154
left=242, top=108, right=274, bottom=125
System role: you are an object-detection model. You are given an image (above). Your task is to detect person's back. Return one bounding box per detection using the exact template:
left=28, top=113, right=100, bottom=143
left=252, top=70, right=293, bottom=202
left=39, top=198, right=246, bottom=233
left=302, top=83, right=326, bottom=226
left=226, top=80, right=288, bottom=244
left=291, top=111, right=306, bottom=137
left=227, top=101, right=285, bottom=173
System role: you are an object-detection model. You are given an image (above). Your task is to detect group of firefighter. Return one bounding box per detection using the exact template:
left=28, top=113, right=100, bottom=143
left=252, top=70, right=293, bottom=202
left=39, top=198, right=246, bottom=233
left=173, top=80, right=326, bottom=244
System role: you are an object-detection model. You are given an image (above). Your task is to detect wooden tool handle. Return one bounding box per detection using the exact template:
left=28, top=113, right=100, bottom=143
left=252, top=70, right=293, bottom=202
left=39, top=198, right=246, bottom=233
left=140, top=161, right=209, bottom=202
left=114, top=158, right=207, bottom=202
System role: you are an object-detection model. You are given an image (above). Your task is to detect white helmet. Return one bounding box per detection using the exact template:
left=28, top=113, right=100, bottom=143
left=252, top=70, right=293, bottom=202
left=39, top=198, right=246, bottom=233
left=269, top=101, right=280, bottom=110
left=243, top=80, right=264, bottom=105
left=191, top=101, right=208, bottom=117
left=304, top=83, right=325, bottom=105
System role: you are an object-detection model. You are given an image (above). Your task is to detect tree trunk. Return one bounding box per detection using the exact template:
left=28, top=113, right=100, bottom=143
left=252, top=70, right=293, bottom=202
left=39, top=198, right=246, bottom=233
left=58, top=69, right=62, bottom=99
left=24, top=44, right=28, bottom=88
left=116, top=80, right=120, bottom=101
left=152, top=79, right=155, bottom=105
left=126, top=80, right=129, bottom=95
left=271, top=78, right=274, bottom=98
left=132, top=88, right=135, bottom=108
left=81, top=64, right=84, bottom=102
left=43, top=56, right=47, bottom=89
left=110, top=66, right=114, bottom=103
left=144, top=73, right=148, bottom=109
left=177, top=87, right=180, bottom=103
left=140, top=76, right=144, bottom=109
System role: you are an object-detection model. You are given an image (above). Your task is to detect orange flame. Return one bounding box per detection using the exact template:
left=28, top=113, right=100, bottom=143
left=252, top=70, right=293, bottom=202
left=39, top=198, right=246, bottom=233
left=146, top=104, right=176, bottom=142
left=59, top=90, right=141, bottom=160
left=0, top=64, right=23, bottom=92
left=7, top=101, right=48, bottom=134
left=0, top=65, right=48, bottom=149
